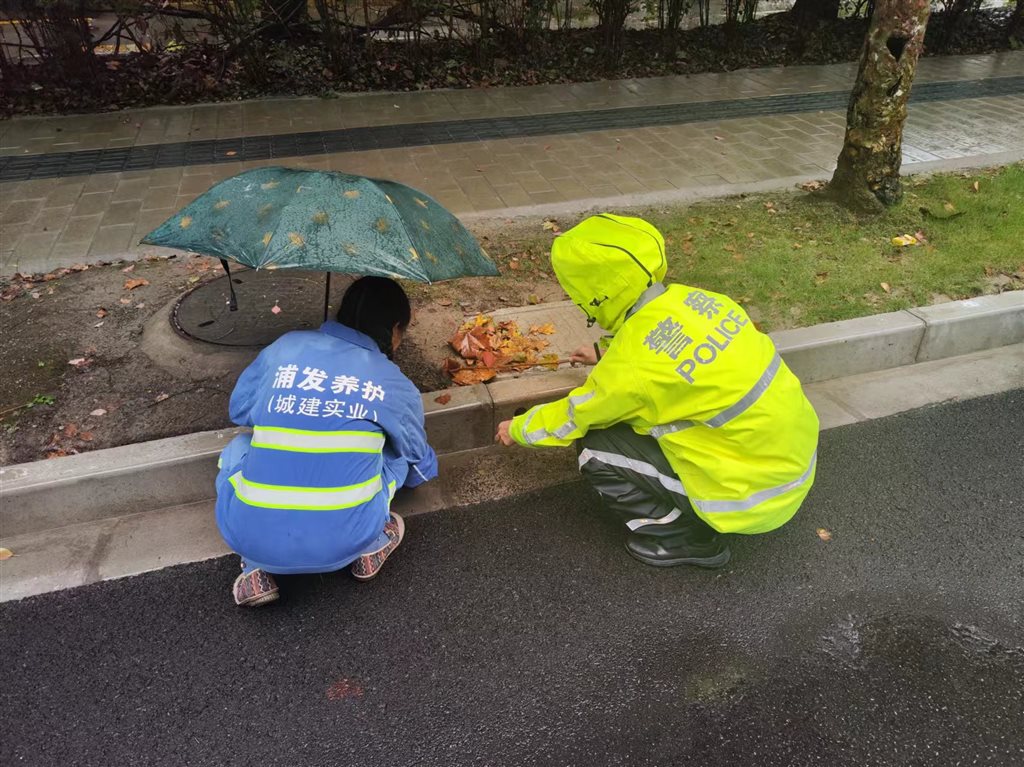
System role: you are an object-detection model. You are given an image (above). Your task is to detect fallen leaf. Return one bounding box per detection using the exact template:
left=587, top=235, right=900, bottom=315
left=122, top=264, right=135, bottom=273
left=90, top=409, right=107, bottom=417
left=438, top=298, right=453, bottom=307
left=154, top=393, right=170, bottom=402
left=914, top=230, right=928, bottom=244
left=31, top=291, right=41, bottom=299
left=816, top=528, right=833, bottom=542
left=96, top=307, right=108, bottom=318
left=714, top=135, right=724, bottom=141
left=529, top=323, right=556, bottom=335
left=119, top=298, right=132, bottom=305
left=943, top=202, right=956, bottom=213
left=135, top=303, right=145, bottom=309
left=972, top=181, right=980, bottom=193
left=0, top=548, right=13, bottom=561
left=124, top=278, right=149, bottom=290
left=434, top=394, right=452, bottom=405
left=508, top=258, right=520, bottom=270
left=451, top=368, right=497, bottom=386
left=271, top=305, right=282, bottom=315
left=68, top=358, right=89, bottom=367
left=542, top=219, right=560, bottom=232
left=94, top=321, right=104, bottom=328
left=800, top=180, right=825, bottom=192
left=891, top=234, right=918, bottom=247
left=527, top=294, right=540, bottom=305
left=226, top=150, right=237, bottom=157
left=880, top=282, right=892, bottom=294
left=79, top=432, right=94, bottom=442
left=815, top=271, right=830, bottom=285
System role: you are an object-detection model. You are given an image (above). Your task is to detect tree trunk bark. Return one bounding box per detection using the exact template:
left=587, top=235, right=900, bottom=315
left=829, top=0, right=930, bottom=212
left=1010, top=0, right=1024, bottom=40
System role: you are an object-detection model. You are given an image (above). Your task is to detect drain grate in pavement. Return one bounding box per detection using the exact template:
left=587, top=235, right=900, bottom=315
left=2, top=75, right=1022, bottom=182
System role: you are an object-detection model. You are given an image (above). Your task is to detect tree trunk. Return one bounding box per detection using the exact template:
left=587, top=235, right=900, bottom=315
left=790, top=0, right=841, bottom=27
left=1010, top=0, right=1024, bottom=40
left=829, top=0, right=930, bottom=212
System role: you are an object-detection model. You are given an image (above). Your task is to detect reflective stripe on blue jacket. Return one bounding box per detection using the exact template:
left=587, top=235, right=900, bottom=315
left=215, top=321, right=438, bottom=574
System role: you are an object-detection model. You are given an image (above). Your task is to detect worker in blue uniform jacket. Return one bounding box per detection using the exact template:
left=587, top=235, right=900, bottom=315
left=216, top=276, right=438, bottom=607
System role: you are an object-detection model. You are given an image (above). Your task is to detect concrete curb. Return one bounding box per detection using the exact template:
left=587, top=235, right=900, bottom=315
left=2, top=291, right=1021, bottom=538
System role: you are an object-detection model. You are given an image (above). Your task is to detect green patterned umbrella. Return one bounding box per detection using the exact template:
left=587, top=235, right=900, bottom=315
left=141, top=167, right=498, bottom=313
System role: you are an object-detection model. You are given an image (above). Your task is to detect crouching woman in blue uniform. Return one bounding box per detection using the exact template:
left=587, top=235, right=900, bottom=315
left=215, top=277, right=438, bottom=607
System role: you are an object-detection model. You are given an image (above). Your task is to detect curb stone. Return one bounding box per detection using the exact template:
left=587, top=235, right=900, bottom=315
left=1, top=291, right=1021, bottom=538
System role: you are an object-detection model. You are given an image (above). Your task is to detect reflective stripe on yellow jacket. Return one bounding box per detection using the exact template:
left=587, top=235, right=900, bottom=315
left=510, top=283, right=819, bottom=534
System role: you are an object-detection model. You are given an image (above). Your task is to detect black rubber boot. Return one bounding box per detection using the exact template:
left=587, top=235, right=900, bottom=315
left=624, top=535, right=731, bottom=569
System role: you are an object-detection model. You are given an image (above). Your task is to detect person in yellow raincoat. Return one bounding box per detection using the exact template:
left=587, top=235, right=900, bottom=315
left=495, top=214, right=819, bottom=568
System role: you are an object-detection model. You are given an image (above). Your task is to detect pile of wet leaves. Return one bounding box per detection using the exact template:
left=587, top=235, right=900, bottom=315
left=444, top=315, right=559, bottom=385
left=3, top=8, right=1016, bottom=117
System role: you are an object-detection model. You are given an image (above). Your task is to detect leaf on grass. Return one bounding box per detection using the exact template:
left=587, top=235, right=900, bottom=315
left=816, top=528, right=833, bottom=542
left=891, top=234, right=918, bottom=247
left=944, top=202, right=956, bottom=213
left=815, top=271, right=830, bottom=285
left=434, top=394, right=452, bottom=405
left=90, top=409, right=107, bottom=417
left=0, top=548, right=13, bottom=561
left=880, top=282, right=892, bottom=294
left=508, top=258, right=520, bottom=270
left=154, top=393, right=170, bottom=403
left=124, top=278, right=149, bottom=290
left=971, top=181, right=980, bottom=193
left=799, top=180, right=825, bottom=192
left=96, top=307, right=108, bottom=319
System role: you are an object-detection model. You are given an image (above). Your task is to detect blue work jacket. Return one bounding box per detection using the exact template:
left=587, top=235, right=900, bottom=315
left=215, top=321, right=438, bottom=573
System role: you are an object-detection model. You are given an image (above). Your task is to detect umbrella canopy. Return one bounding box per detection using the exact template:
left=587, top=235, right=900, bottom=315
left=141, top=167, right=498, bottom=283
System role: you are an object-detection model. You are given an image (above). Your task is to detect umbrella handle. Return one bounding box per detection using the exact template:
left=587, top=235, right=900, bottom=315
left=219, top=259, right=239, bottom=312
left=323, top=272, right=331, bottom=323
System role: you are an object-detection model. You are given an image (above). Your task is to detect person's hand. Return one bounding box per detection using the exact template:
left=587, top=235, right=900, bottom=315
left=495, top=420, right=515, bottom=446
left=570, top=344, right=599, bottom=366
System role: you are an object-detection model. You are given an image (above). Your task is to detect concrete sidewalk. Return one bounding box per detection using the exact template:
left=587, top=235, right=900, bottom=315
left=1, top=52, right=1023, bottom=276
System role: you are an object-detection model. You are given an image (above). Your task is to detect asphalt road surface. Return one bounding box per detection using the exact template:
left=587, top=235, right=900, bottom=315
left=2, top=390, right=1023, bottom=767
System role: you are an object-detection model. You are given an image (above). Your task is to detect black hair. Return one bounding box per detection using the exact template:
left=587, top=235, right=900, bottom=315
left=337, top=276, right=411, bottom=359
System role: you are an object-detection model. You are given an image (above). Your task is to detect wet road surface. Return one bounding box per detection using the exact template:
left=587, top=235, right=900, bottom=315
left=2, top=390, right=1022, bottom=766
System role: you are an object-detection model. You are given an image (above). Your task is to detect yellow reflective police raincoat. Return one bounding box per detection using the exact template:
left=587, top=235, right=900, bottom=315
left=509, top=214, right=819, bottom=534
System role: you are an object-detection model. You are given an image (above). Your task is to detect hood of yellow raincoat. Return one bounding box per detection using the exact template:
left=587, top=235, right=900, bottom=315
left=551, top=214, right=668, bottom=333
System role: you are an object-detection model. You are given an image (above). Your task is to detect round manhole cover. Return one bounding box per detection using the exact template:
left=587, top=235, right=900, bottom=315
left=173, top=269, right=354, bottom=347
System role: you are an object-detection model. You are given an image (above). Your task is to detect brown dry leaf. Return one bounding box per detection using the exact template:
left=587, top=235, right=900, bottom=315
left=508, top=258, right=520, bottom=270
left=815, top=271, right=830, bottom=285
left=542, top=219, right=560, bottom=233
left=816, top=528, right=833, bottom=542
left=529, top=323, right=556, bottom=335
left=122, top=264, right=135, bottom=273
left=154, top=393, right=170, bottom=403
left=434, top=394, right=452, bottom=405
left=943, top=202, right=956, bottom=213
left=800, top=180, right=825, bottom=192
left=972, top=181, right=980, bottom=193
left=0, top=548, right=13, bottom=561
left=880, top=282, right=892, bottom=294
left=79, top=432, right=94, bottom=442
left=124, top=278, right=149, bottom=291
left=438, top=298, right=453, bottom=307
left=451, top=368, right=497, bottom=386
left=96, top=307, right=108, bottom=319
left=68, top=357, right=89, bottom=367
left=90, top=408, right=107, bottom=417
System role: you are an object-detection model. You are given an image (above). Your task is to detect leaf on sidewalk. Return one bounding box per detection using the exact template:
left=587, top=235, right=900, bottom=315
left=0, top=548, right=13, bottom=561
left=433, top=394, right=452, bottom=405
